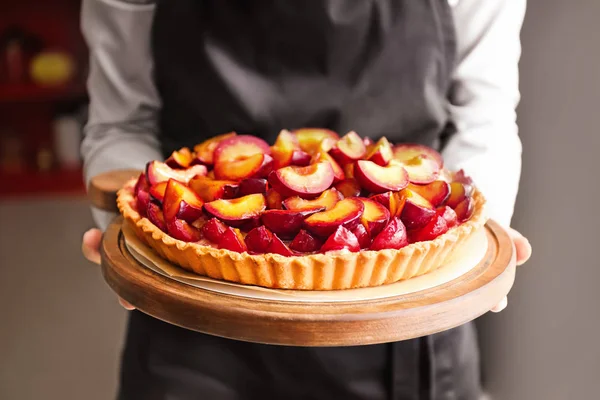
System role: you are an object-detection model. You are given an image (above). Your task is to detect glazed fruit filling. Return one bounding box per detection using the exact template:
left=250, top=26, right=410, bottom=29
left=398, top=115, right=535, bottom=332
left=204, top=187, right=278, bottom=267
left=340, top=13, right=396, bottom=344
left=132, top=130, right=477, bottom=255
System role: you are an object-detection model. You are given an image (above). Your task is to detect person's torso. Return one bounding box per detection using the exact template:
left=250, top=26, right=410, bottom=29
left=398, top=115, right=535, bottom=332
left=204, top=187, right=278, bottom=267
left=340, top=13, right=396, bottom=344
left=151, top=0, right=457, bottom=156
left=134, top=2, right=475, bottom=399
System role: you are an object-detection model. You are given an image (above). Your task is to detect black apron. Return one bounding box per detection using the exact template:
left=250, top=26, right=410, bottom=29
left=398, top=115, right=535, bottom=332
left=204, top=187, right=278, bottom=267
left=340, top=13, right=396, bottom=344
left=118, top=1, right=482, bottom=399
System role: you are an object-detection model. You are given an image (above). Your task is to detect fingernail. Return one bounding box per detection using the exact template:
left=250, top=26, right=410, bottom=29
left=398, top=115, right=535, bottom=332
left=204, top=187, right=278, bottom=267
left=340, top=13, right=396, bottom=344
left=491, top=297, right=508, bottom=313
left=119, top=298, right=135, bottom=310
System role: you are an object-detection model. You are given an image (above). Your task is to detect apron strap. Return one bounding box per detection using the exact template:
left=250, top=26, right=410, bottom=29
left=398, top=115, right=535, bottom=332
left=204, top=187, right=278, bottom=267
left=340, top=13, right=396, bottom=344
left=390, top=336, right=434, bottom=400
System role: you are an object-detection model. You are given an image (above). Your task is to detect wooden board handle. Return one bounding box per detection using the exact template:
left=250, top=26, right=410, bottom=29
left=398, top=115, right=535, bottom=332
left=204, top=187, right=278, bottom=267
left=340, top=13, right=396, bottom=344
left=88, top=169, right=142, bottom=212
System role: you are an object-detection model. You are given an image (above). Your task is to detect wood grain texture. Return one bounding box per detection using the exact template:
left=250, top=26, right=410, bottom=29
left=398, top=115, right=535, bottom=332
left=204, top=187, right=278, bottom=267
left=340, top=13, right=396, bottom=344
left=88, top=169, right=141, bottom=212
left=100, top=217, right=516, bottom=347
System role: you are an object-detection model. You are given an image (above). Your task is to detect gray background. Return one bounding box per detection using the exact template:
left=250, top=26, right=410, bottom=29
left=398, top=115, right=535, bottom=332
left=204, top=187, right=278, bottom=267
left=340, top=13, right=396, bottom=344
left=1, top=1, right=599, bottom=399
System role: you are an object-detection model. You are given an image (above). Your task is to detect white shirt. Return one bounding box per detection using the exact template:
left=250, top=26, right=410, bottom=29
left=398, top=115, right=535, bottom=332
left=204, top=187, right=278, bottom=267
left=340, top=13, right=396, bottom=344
left=80, top=0, right=526, bottom=230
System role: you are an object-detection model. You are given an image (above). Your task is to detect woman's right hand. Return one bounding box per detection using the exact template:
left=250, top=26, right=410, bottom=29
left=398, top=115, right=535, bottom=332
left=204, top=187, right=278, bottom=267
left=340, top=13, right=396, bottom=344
left=82, top=228, right=136, bottom=310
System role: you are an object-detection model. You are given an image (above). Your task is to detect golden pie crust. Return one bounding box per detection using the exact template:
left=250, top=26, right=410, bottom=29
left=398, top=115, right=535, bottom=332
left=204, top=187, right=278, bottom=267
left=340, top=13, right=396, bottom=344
left=117, top=178, right=487, bottom=290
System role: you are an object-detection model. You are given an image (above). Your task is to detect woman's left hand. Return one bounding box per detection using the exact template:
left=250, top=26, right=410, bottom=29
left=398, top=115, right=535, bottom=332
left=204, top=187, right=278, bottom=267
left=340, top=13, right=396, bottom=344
left=489, top=227, right=532, bottom=312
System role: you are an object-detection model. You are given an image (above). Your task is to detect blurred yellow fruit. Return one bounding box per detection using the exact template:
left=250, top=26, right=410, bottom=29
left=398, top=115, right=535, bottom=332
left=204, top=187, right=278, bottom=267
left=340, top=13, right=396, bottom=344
left=29, top=51, right=75, bottom=86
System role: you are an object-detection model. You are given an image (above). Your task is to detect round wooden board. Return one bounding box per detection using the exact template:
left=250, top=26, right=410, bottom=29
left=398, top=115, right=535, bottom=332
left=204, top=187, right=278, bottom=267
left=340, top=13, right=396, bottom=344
left=100, top=217, right=516, bottom=347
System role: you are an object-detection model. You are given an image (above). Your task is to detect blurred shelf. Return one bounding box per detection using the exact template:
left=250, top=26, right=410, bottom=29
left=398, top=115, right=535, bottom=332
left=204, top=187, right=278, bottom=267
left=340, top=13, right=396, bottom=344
left=0, top=167, right=86, bottom=198
left=0, top=82, right=87, bottom=103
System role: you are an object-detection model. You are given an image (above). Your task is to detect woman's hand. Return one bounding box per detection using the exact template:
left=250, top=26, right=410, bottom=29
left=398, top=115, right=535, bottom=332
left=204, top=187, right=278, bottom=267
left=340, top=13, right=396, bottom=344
left=489, top=227, right=532, bottom=312
left=82, top=228, right=136, bottom=310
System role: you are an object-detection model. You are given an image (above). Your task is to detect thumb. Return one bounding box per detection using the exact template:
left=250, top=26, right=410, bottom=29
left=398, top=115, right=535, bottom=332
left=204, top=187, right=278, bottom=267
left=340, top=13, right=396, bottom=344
left=82, top=228, right=103, bottom=265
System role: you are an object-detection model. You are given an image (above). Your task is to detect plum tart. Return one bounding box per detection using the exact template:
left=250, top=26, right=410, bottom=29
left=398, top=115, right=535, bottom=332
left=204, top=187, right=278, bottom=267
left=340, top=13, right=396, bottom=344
left=117, top=129, right=487, bottom=290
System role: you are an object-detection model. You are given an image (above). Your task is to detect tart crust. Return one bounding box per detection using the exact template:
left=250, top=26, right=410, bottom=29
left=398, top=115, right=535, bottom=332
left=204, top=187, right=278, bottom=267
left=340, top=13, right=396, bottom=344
left=117, top=179, right=488, bottom=290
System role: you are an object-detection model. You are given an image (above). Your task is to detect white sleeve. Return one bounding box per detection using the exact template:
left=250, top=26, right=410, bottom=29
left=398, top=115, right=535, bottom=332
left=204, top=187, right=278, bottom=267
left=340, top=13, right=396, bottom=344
left=80, top=0, right=162, bottom=230
left=443, top=0, right=527, bottom=227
